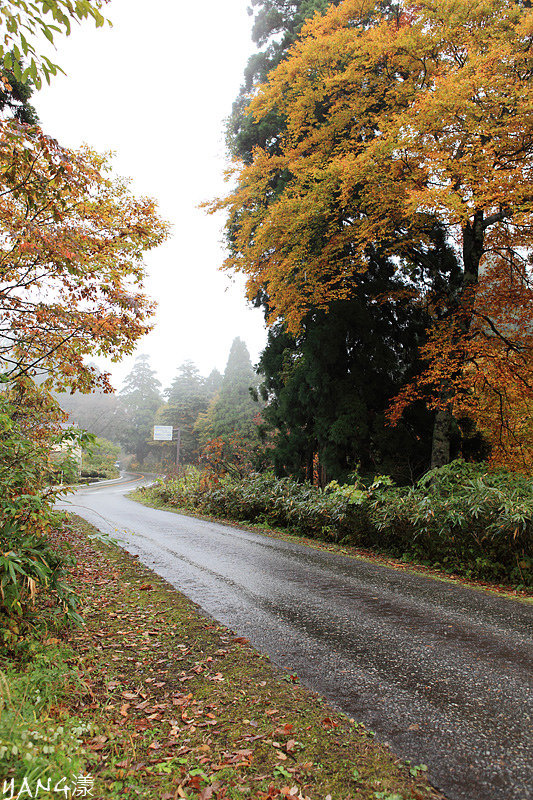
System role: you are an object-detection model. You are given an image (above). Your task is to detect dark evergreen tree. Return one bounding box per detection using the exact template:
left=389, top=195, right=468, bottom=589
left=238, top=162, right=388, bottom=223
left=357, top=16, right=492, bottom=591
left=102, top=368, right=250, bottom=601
left=208, top=338, right=261, bottom=442
left=0, top=62, right=38, bottom=124
left=257, top=242, right=463, bottom=485
left=227, top=0, right=342, bottom=163
left=159, top=361, right=212, bottom=464
left=225, top=1, right=477, bottom=480
left=119, top=355, right=163, bottom=466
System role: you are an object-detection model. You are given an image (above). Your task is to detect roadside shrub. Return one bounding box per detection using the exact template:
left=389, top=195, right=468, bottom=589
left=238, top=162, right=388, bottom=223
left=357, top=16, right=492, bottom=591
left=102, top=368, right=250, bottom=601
left=141, top=470, right=371, bottom=542
left=368, top=461, right=533, bottom=584
left=0, top=385, right=82, bottom=645
left=0, top=642, right=90, bottom=786
left=81, top=436, right=120, bottom=480
left=138, top=460, right=533, bottom=586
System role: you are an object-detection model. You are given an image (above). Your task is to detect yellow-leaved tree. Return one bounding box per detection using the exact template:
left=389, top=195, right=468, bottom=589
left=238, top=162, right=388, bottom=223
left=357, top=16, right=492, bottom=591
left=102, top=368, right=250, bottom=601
left=209, top=0, right=533, bottom=469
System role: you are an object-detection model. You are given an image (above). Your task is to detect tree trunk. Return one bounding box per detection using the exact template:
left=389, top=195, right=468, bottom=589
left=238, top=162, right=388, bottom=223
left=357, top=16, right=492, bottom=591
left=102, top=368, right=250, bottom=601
left=431, top=211, right=485, bottom=467
left=431, top=404, right=453, bottom=469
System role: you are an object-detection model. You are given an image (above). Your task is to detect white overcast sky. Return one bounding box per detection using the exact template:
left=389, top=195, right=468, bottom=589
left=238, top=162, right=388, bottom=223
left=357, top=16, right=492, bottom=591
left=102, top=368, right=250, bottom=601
left=36, top=0, right=267, bottom=392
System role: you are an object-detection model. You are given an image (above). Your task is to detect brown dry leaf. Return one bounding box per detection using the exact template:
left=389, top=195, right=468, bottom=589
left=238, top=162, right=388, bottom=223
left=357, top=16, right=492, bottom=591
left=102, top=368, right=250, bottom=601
left=286, top=739, right=296, bottom=752
left=121, top=691, right=138, bottom=700
left=119, top=703, right=130, bottom=717
left=276, top=751, right=288, bottom=761
left=88, top=735, right=108, bottom=752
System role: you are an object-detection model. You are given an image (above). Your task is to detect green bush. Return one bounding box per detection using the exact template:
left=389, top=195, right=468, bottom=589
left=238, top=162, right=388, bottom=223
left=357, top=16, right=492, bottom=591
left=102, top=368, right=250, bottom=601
left=139, top=461, right=533, bottom=587
left=0, top=643, right=91, bottom=786
left=81, top=437, right=120, bottom=480
left=0, top=387, right=82, bottom=644
left=368, top=461, right=533, bottom=585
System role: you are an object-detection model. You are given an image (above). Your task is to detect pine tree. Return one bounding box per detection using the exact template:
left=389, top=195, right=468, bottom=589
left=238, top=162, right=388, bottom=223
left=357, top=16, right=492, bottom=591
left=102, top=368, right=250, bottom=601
left=257, top=249, right=438, bottom=484
left=119, top=355, right=162, bottom=465
left=208, top=338, right=262, bottom=443
left=159, top=361, right=212, bottom=464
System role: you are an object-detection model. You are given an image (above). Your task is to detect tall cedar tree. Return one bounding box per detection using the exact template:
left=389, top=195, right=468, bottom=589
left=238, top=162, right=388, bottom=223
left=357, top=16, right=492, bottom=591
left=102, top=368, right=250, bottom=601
left=228, top=0, right=343, bottom=162
left=119, top=355, right=163, bottom=466
left=258, top=248, right=442, bottom=484
left=226, top=0, right=449, bottom=479
left=210, top=337, right=260, bottom=443
left=213, top=0, right=533, bottom=470
left=158, top=361, right=215, bottom=464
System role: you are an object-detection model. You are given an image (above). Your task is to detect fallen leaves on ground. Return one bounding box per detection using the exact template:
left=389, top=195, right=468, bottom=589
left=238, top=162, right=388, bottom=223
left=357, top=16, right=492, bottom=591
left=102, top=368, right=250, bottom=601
left=46, top=517, right=447, bottom=800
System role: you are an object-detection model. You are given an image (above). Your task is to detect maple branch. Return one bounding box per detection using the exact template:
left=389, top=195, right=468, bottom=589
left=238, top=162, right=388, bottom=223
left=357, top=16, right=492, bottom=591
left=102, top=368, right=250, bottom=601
left=474, top=314, right=526, bottom=352
left=482, top=208, right=511, bottom=230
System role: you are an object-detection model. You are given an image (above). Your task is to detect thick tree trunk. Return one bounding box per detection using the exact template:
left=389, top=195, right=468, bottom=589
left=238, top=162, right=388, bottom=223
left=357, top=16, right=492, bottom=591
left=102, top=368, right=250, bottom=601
left=431, top=404, right=453, bottom=469
left=431, top=211, right=485, bottom=467
left=462, top=210, right=484, bottom=292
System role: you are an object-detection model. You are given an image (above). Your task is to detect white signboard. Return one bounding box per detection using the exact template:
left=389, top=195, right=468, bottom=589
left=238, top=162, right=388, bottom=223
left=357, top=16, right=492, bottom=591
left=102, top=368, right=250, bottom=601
left=153, top=425, right=173, bottom=441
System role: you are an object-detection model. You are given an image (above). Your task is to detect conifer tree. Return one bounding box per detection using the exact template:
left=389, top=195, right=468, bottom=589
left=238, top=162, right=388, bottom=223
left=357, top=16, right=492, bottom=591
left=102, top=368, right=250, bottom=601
left=119, top=355, right=162, bottom=465
left=209, top=338, right=261, bottom=443
left=159, top=361, right=212, bottom=464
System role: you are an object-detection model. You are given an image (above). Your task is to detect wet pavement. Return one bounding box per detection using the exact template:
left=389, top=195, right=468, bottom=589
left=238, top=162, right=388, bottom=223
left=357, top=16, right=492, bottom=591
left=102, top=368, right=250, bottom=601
left=60, top=476, right=533, bottom=800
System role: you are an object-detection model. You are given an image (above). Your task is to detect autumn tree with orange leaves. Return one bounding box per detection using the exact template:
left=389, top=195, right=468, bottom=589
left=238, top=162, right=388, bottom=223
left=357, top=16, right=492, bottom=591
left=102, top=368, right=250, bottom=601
left=210, top=0, right=533, bottom=470
left=0, top=122, right=169, bottom=392
left=0, top=0, right=171, bottom=628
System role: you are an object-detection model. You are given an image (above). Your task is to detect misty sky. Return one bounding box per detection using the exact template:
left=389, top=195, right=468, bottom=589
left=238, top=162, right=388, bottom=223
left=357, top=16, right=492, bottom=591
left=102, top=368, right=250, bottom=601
left=36, top=0, right=267, bottom=391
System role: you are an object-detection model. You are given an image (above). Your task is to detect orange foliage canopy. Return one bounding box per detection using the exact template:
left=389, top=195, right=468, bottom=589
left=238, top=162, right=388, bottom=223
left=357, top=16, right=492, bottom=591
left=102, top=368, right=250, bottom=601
left=0, top=120, right=169, bottom=392
left=210, top=0, right=533, bottom=469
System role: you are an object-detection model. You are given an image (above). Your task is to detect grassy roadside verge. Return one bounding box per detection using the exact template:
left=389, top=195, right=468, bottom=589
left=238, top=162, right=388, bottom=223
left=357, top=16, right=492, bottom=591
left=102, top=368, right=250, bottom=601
left=1, top=516, right=445, bottom=800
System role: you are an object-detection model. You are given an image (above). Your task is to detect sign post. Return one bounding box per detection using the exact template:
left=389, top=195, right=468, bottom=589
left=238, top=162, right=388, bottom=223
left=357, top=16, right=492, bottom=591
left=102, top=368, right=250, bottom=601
left=175, top=427, right=181, bottom=475
left=153, top=426, right=181, bottom=475
left=153, top=425, right=173, bottom=442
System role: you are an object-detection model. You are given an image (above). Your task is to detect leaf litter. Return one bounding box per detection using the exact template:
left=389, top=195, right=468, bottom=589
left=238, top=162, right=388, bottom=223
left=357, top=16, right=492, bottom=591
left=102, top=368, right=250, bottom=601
left=46, top=516, right=447, bottom=800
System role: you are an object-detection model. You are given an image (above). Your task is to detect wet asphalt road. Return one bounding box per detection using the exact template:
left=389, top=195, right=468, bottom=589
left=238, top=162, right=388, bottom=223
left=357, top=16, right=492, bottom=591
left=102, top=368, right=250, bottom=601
left=60, top=475, right=533, bottom=800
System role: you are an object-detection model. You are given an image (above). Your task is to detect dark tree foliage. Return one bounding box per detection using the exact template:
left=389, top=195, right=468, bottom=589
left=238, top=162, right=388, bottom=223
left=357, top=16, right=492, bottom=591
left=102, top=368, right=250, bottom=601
left=119, top=355, right=163, bottom=466
left=226, top=1, right=486, bottom=482
left=0, top=60, right=38, bottom=124
left=257, top=249, right=437, bottom=484
left=227, top=0, right=343, bottom=162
